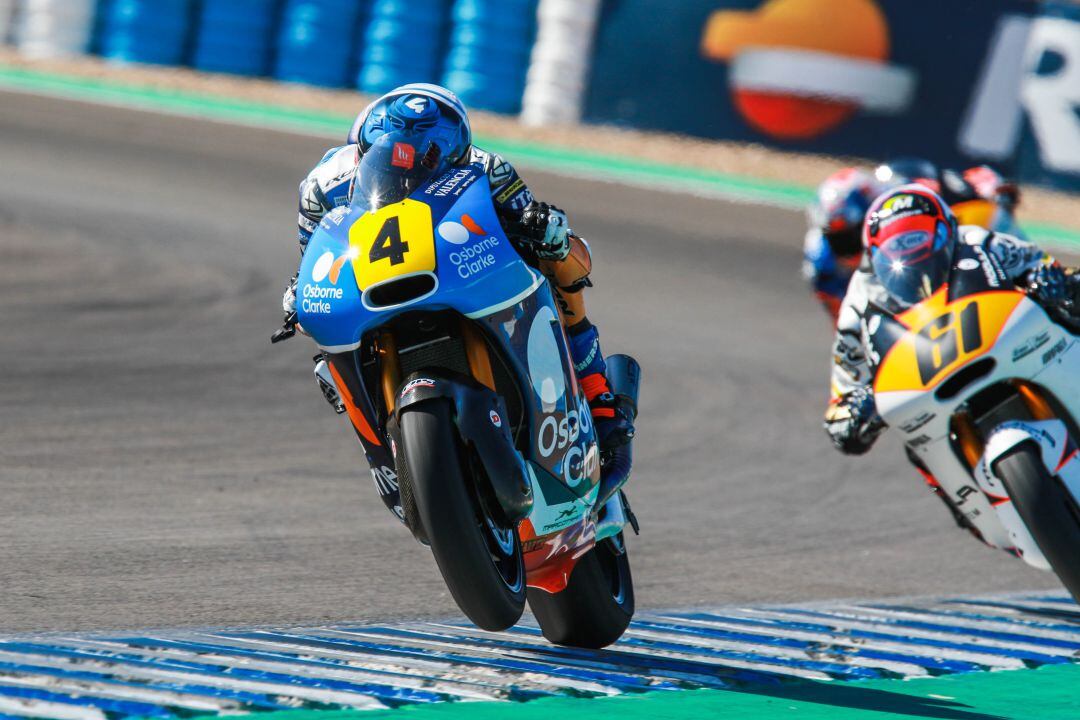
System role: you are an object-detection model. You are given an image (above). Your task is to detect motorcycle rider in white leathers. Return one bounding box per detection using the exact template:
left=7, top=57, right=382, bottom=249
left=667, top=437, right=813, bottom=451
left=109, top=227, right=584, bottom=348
left=824, top=185, right=1079, bottom=457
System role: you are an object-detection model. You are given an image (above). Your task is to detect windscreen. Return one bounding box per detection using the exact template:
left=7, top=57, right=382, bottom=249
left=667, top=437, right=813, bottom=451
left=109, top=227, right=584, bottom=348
left=351, top=132, right=447, bottom=213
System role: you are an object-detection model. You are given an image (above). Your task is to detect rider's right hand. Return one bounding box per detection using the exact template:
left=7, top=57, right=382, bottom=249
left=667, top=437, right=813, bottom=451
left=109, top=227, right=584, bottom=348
left=282, top=273, right=298, bottom=317
left=824, top=386, right=886, bottom=455
left=1026, top=264, right=1069, bottom=308
left=1025, top=264, right=1080, bottom=331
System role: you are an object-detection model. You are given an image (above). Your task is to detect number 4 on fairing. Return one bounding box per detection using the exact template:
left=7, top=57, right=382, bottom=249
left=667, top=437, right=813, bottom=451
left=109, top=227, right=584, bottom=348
left=369, top=216, right=409, bottom=265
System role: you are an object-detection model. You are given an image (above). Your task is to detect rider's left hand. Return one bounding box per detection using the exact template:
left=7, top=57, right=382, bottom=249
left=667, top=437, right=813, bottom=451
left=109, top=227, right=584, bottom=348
left=516, top=201, right=572, bottom=261
left=1026, top=264, right=1070, bottom=309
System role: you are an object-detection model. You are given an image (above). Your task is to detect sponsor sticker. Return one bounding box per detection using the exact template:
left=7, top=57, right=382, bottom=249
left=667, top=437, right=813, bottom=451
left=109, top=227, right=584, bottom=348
left=1042, top=338, right=1068, bottom=365
left=401, top=378, right=436, bottom=395
left=439, top=215, right=501, bottom=279
left=371, top=465, right=399, bottom=496
left=495, top=177, right=526, bottom=204
left=391, top=142, right=415, bottom=170
left=1012, top=331, right=1051, bottom=361
left=404, top=97, right=427, bottom=114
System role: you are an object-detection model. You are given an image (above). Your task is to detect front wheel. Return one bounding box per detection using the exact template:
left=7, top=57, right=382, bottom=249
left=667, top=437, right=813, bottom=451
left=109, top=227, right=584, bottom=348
left=995, top=443, right=1080, bottom=603
left=400, top=399, right=526, bottom=631
left=527, top=534, right=634, bottom=648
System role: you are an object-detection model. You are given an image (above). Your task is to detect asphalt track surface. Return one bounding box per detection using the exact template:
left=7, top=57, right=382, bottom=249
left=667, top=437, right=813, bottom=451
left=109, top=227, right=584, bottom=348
left=0, top=92, right=1058, bottom=633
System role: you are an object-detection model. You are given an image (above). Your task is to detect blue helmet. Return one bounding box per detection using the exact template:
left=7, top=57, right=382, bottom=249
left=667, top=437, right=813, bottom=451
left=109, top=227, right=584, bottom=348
left=348, top=84, right=472, bottom=165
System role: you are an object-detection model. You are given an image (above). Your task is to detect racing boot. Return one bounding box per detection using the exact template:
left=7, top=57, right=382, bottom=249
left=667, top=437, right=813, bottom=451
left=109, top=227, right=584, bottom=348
left=568, top=319, right=634, bottom=451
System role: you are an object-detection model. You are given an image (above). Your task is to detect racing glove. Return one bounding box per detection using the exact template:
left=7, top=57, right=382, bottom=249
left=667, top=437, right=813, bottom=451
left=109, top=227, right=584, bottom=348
left=515, top=201, right=572, bottom=261
left=1025, top=264, right=1080, bottom=330
left=1026, top=264, right=1069, bottom=307
left=824, top=386, right=886, bottom=456
left=282, top=273, right=298, bottom=317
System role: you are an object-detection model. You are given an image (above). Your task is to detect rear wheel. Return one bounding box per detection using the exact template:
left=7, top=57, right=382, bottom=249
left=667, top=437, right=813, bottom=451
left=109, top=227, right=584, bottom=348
left=527, top=533, right=634, bottom=648
left=995, top=443, right=1080, bottom=603
left=400, top=399, right=525, bottom=631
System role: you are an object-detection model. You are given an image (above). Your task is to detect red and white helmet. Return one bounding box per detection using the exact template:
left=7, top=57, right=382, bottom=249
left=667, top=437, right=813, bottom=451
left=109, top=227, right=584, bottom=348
left=863, top=185, right=959, bottom=307
left=809, top=167, right=880, bottom=257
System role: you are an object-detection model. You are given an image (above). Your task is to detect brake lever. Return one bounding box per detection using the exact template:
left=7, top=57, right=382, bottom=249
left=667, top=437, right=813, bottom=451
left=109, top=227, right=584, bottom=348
left=271, top=312, right=297, bottom=344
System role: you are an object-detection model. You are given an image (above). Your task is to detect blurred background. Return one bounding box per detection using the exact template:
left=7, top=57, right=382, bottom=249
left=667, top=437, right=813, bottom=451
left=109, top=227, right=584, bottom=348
left=2, top=0, right=1080, bottom=634
left=0, top=0, right=1078, bottom=190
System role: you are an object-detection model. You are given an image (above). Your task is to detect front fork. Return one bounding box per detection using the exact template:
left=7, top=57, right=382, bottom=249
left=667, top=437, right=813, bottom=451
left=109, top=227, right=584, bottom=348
left=328, top=318, right=510, bottom=527
left=955, top=381, right=1080, bottom=570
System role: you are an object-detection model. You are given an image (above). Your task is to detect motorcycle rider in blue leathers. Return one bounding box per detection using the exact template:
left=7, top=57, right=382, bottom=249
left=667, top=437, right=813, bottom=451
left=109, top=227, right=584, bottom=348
left=281, top=83, right=633, bottom=450
left=803, top=167, right=883, bottom=320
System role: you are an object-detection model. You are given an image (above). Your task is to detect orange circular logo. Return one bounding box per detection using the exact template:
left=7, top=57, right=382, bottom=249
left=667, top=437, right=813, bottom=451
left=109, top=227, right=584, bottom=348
left=701, top=0, right=916, bottom=140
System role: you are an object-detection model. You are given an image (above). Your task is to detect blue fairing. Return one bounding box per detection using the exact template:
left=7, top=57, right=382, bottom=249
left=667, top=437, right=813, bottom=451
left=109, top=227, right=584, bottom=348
left=803, top=230, right=854, bottom=303
left=297, top=166, right=541, bottom=352
left=297, top=164, right=599, bottom=509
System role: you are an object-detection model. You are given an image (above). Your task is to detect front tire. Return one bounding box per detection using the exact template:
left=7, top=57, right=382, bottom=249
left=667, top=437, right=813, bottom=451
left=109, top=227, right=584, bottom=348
left=995, top=443, right=1080, bottom=603
left=527, top=534, right=634, bottom=648
left=400, top=399, right=526, bottom=631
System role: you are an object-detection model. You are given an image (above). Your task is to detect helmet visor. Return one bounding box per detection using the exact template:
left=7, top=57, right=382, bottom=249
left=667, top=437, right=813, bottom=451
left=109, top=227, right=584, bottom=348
left=869, top=221, right=953, bottom=307
left=352, top=132, right=446, bottom=212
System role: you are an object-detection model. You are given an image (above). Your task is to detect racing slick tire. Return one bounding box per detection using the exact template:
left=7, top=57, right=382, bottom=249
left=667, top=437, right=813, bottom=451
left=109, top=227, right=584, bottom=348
left=995, top=443, right=1080, bottom=604
left=400, top=399, right=526, bottom=631
left=527, top=533, right=634, bottom=648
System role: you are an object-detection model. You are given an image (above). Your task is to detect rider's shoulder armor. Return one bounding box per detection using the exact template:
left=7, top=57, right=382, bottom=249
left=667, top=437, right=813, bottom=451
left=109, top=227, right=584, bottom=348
left=958, top=225, right=994, bottom=246
left=297, top=145, right=360, bottom=244
left=468, top=145, right=534, bottom=212
left=301, top=145, right=359, bottom=218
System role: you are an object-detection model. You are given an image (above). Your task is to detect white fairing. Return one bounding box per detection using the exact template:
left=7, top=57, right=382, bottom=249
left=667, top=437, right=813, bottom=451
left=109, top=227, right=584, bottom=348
left=876, top=296, right=1080, bottom=569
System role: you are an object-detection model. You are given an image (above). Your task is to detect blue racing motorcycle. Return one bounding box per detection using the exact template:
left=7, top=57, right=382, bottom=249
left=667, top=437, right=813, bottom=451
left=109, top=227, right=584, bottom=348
left=276, top=133, right=640, bottom=648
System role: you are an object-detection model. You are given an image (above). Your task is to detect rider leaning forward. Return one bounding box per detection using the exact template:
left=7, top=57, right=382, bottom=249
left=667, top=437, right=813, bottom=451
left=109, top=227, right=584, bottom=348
left=824, top=184, right=1080, bottom=459
left=804, top=159, right=1025, bottom=321
left=280, top=83, right=634, bottom=451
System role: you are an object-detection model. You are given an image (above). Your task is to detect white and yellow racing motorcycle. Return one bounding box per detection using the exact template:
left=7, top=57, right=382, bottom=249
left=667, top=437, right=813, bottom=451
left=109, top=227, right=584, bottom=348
left=868, top=249, right=1080, bottom=600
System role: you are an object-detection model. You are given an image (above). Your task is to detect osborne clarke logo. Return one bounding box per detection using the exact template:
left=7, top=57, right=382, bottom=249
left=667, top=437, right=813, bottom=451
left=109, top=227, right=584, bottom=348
left=437, top=214, right=487, bottom=245
left=700, top=0, right=917, bottom=140
left=311, top=251, right=350, bottom=285
left=391, top=142, right=415, bottom=170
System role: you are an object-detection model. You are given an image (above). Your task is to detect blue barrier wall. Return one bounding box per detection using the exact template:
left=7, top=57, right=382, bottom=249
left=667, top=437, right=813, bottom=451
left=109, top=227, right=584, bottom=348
left=275, top=0, right=367, bottom=87
left=442, top=0, right=536, bottom=114
left=358, top=0, right=450, bottom=94
left=584, top=0, right=1080, bottom=193
left=194, top=0, right=281, bottom=76
left=100, top=0, right=196, bottom=66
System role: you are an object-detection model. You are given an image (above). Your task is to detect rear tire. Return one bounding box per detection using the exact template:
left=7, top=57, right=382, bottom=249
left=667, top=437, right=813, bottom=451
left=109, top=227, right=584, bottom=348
left=400, top=399, right=526, bottom=631
left=995, top=443, right=1080, bottom=603
left=527, top=534, right=634, bottom=648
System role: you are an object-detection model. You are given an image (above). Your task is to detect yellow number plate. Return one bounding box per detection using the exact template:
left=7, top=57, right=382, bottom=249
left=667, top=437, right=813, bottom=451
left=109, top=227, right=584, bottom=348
left=875, top=289, right=1023, bottom=393
left=348, top=199, right=436, bottom=290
